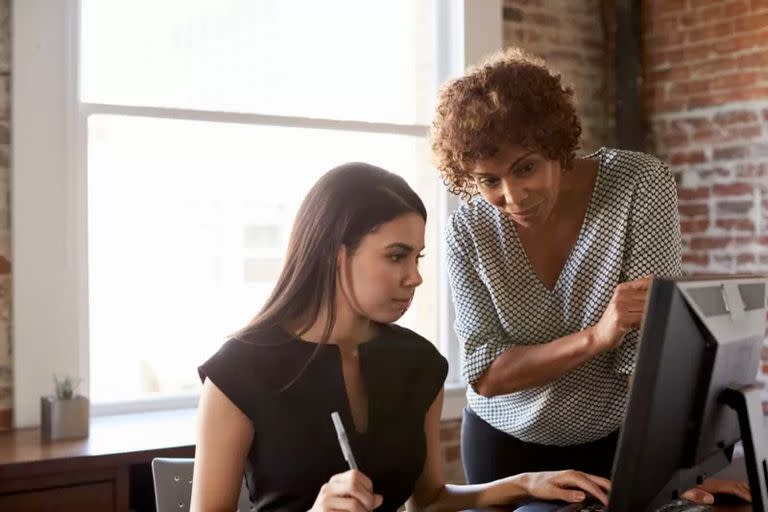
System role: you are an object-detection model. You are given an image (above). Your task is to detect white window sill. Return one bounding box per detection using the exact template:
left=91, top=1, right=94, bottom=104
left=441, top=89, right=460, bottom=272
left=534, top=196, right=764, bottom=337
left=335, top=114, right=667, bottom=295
left=90, top=385, right=467, bottom=421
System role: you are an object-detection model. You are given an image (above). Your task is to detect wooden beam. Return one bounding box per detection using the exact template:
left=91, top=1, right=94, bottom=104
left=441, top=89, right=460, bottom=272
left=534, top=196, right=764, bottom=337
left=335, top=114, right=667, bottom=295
left=615, top=0, right=645, bottom=151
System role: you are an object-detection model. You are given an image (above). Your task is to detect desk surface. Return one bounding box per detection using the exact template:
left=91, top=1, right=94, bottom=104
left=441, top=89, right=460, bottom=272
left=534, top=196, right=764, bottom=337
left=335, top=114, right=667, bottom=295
left=0, top=408, right=197, bottom=474
left=472, top=504, right=750, bottom=511
left=0, top=409, right=755, bottom=511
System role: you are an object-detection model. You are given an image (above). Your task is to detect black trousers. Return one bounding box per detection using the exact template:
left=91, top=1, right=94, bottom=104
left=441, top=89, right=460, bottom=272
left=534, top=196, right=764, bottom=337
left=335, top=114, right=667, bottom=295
left=461, top=407, right=619, bottom=484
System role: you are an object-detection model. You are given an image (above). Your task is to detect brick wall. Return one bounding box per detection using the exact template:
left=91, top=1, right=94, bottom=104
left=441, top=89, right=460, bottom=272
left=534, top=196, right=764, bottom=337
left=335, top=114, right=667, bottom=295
left=441, top=419, right=464, bottom=483
left=0, top=0, right=11, bottom=431
left=643, top=0, right=768, bottom=399
left=502, top=0, right=615, bottom=154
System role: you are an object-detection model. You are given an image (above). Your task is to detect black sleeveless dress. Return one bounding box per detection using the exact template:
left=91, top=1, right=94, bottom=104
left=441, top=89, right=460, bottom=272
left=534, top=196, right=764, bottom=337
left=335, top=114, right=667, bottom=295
left=198, top=323, right=448, bottom=512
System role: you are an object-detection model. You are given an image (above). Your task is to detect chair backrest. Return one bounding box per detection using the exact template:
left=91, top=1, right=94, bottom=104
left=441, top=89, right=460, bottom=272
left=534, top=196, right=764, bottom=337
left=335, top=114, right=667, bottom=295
left=151, top=457, right=255, bottom=512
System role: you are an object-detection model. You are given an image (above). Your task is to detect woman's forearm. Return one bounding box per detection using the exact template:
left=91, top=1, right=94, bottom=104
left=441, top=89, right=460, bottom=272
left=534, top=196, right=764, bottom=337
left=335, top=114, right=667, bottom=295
left=475, top=327, right=604, bottom=397
left=409, top=474, right=532, bottom=512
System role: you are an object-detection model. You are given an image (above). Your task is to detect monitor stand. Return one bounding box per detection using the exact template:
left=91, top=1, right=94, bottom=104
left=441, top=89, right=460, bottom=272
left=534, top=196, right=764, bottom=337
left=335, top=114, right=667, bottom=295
left=721, top=385, right=768, bottom=511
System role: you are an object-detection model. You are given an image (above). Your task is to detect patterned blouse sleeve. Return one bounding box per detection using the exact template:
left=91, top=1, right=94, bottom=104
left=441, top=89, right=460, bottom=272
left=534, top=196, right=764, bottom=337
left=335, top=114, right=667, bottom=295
left=446, top=212, right=511, bottom=390
left=615, top=160, right=683, bottom=375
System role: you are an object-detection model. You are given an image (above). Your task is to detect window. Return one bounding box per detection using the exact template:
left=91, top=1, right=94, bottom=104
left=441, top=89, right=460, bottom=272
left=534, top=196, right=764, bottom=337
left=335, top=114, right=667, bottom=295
left=82, top=0, right=439, bottom=405
left=12, top=0, right=501, bottom=425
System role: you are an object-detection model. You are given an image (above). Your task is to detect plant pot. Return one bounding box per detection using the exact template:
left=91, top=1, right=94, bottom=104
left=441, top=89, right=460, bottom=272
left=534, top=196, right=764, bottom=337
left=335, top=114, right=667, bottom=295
left=41, top=395, right=90, bottom=441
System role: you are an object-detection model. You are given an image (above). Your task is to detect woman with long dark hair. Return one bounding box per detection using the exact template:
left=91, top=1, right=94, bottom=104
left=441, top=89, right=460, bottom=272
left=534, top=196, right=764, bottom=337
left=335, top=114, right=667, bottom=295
left=191, top=162, right=611, bottom=512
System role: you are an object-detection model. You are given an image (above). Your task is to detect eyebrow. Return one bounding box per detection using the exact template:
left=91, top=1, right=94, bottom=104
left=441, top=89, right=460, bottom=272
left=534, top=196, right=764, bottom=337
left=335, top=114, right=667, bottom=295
left=385, top=243, right=424, bottom=252
left=470, top=150, right=535, bottom=177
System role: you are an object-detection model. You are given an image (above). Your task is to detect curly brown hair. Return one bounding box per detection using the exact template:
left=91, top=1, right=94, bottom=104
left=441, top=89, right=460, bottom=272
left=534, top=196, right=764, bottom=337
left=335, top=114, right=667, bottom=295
left=430, top=47, right=582, bottom=200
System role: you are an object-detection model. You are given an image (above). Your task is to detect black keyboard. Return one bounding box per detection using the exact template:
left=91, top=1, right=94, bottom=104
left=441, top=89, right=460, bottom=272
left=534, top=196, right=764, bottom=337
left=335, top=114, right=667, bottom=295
left=514, top=498, right=713, bottom=512
left=559, top=498, right=712, bottom=512
left=655, top=499, right=712, bottom=512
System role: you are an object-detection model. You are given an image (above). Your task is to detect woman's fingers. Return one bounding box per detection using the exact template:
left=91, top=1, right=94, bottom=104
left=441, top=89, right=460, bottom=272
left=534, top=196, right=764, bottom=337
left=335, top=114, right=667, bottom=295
left=582, top=473, right=612, bottom=493
left=327, top=471, right=378, bottom=511
left=325, top=496, right=369, bottom=512
left=681, top=488, right=715, bottom=505
left=557, top=472, right=609, bottom=505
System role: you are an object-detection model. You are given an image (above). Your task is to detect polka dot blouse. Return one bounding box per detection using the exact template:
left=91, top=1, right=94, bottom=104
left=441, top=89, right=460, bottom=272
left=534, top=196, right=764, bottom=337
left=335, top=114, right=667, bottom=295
left=446, top=148, right=683, bottom=446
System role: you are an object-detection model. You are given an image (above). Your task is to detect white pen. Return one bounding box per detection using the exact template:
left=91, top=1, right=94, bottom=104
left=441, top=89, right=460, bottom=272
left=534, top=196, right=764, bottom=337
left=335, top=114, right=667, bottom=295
left=331, top=411, right=358, bottom=470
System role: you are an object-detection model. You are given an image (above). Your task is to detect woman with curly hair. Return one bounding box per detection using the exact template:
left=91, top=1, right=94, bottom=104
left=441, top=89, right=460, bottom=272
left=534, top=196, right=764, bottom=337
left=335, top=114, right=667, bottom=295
left=431, top=48, right=748, bottom=504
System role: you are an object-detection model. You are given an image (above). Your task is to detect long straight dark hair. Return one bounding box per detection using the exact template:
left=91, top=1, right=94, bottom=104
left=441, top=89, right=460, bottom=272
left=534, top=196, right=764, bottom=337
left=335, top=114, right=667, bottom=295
left=236, top=163, right=426, bottom=383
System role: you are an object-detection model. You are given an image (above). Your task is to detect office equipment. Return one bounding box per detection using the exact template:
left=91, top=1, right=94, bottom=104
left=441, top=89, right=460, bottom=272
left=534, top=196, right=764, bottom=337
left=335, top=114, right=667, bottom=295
left=151, top=457, right=253, bottom=512
left=609, top=276, right=767, bottom=512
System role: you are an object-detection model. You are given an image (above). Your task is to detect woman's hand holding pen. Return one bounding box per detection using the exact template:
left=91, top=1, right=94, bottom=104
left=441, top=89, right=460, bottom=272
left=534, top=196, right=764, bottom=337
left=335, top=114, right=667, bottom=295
left=591, top=276, right=652, bottom=352
left=310, top=470, right=383, bottom=512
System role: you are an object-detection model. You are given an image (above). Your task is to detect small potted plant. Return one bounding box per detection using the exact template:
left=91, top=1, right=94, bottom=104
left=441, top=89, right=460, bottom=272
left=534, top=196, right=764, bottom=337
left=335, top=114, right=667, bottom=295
left=41, top=374, right=89, bottom=441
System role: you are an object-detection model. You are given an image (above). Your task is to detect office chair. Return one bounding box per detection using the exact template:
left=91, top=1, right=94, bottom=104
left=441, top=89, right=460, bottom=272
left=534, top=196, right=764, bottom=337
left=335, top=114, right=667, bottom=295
left=151, top=457, right=255, bottom=512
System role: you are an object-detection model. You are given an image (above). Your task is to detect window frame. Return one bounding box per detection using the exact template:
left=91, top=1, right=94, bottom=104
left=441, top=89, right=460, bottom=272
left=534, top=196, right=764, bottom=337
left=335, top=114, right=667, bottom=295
left=11, top=0, right=501, bottom=427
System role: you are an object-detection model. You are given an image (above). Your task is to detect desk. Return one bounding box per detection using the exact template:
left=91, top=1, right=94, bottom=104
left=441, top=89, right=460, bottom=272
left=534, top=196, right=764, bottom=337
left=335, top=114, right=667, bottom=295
left=472, top=505, right=750, bottom=511
left=0, top=408, right=196, bottom=511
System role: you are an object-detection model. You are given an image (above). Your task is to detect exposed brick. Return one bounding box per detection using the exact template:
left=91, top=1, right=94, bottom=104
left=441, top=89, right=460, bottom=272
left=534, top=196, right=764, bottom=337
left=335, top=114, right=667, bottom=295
left=683, top=253, right=710, bottom=266
left=713, top=182, right=754, bottom=196
left=688, top=21, right=734, bottom=43
left=692, top=129, right=719, bottom=143
left=505, top=0, right=544, bottom=6
left=681, top=219, right=710, bottom=233
left=652, top=66, right=690, bottom=83
left=680, top=11, right=697, bottom=28
left=678, top=203, right=709, bottom=217
left=502, top=7, right=523, bottom=22
left=711, top=72, right=759, bottom=92
left=736, top=253, right=757, bottom=264
left=651, top=48, right=684, bottom=68
left=678, top=187, right=711, bottom=200
left=662, top=133, right=691, bottom=148
left=750, top=142, right=768, bottom=158
left=669, top=79, right=710, bottom=98
left=713, top=34, right=758, bottom=55
left=735, top=162, right=768, bottom=178
left=670, top=150, right=707, bottom=165
left=737, top=52, right=768, bottom=69
left=713, top=146, right=750, bottom=161
left=440, top=424, right=460, bottom=442
left=682, top=44, right=711, bottom=63
left=738, top=235, right=768, bottom=245
left=731, top=125, right=763, bottom=140
left=717, top=200, right=754, bottom=215
left=444, top=444, right=460, bottom=462
left=698, top=4, right=727, bottom=23
left=714, top=110, right=759, bottom=125
left=690, top=237, right=732, bottom=250
left=724, top=0, right=750, bottom=17
left=716, top=218, right=756, bottom=231
left=670, top=117, right=711, bottom=131
left=692, top=57, right=738, bottom=78
left=733, top=11, right=768, bottom=32
left=527, top=12, right=561, bottom=28
left=659, top=0, right=687, bottom=12
left=647, top=31, right=687, bottom=49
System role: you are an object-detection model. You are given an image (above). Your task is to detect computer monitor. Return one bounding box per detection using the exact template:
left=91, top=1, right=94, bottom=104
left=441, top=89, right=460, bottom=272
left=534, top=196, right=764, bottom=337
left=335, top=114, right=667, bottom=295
left=609, top=275, right=768, bottom=512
